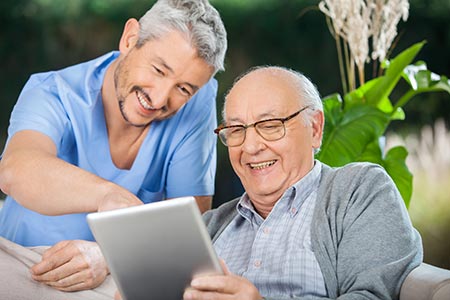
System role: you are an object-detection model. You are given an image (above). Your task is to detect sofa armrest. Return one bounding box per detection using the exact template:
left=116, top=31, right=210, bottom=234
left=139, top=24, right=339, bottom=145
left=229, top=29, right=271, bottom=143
left=400, top=263, right=450, bottom=300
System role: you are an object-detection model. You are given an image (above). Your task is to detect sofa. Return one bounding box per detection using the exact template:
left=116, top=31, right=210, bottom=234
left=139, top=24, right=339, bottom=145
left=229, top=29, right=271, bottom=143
left=400, top=263, right=450, bottom=300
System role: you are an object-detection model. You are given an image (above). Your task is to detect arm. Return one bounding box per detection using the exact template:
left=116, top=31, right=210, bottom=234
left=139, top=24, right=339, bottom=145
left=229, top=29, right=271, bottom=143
left=0, top=130, right=141, bottom=291
left=194, top=196, right=212, bottom=213
left=0, top=130, right=142, bottom=215
left=312, top=164, right=423, bottom=299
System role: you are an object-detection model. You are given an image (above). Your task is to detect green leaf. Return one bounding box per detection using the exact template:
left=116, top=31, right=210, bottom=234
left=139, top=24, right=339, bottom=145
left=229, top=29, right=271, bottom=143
left=317, top=100, right=390, bottom=167
left=392, top=61, right=450, bottom=111
left=403, top=61, right=450, bottom=94
left=364, top=42, right=425, bottom=107
left=344, top=78, right=405, bottom=120
left=357, top=138, right=383, bottom=164
left=381, top=146, right=413, bottom=207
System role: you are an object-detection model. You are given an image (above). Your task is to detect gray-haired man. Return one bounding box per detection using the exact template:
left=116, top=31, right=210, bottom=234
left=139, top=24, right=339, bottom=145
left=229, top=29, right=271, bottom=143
left=0, top=0, right=227, bottom=293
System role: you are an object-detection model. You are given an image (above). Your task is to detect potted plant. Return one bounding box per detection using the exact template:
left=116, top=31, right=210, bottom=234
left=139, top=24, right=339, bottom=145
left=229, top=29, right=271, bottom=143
left=315, top=0, right=450, bottom=206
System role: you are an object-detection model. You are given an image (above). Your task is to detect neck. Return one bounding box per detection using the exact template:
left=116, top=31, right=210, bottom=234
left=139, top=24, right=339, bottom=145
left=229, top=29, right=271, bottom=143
left=250, top=194, right=282, bottom=219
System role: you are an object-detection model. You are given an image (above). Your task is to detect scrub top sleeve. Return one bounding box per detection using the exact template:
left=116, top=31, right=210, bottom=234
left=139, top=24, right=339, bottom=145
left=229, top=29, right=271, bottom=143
left=6, top=74, right=70, bottom=150
left=165, top=86, right=218, bottom=198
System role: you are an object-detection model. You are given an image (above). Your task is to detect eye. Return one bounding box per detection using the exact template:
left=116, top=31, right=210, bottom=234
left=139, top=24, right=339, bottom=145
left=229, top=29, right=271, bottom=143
left=258, top=121, right=282, bottom=132
left=153, top=65, right=164, bottom=76
left=229, top=127, right=245, bottom=135
left=177, top=85, right=192, bottom=97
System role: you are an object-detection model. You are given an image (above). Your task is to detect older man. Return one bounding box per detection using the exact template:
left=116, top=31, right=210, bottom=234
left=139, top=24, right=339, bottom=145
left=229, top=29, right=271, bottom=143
left=0, top=0, right=226, bottom=293
left=184, top=66, right=422, bottom=300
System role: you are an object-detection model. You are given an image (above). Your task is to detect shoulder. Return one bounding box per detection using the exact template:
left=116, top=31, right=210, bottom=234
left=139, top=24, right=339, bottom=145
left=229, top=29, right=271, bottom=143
left=317, top=162, right=400, bottom=214
left=22, top=52, right=116, bottom=102
left=196, top=78, right=218, bottom=99
left=320, top=162, right=392, bottom=189
left=203, top=198, right=239, bottom=237
left=183, top=78, right=218, bottom=112
left=168, top=78, right=218, bottom=130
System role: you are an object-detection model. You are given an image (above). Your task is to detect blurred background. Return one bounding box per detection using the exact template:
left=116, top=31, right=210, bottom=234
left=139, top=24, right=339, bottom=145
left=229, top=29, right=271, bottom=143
left=1, top=0, right=449, bottom=269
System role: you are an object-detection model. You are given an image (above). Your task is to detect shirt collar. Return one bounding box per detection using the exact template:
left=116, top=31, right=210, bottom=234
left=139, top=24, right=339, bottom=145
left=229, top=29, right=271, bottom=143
left=236, top=160, right=322, bottom=222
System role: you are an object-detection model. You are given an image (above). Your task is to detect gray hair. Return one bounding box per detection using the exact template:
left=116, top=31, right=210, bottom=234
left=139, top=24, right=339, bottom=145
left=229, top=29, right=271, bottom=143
left=136, top=0, right=227, bottom=75
left=223, top=66, right=323, bottom=122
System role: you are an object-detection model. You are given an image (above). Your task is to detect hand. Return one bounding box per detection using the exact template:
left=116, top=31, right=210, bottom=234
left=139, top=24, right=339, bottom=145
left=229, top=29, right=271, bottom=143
left=30, top=240, right=109, bottom=291
left=114, top=290, right=122, bottom=300
left=183, top=260, right=263, bottom=300
left=97, top=184, right=144, bottom=212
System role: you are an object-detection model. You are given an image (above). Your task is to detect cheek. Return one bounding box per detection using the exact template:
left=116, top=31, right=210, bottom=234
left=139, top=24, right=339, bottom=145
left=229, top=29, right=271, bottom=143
left=228, top=150, right=242, bottom=172
left=279, top=136, right=308, bottom=163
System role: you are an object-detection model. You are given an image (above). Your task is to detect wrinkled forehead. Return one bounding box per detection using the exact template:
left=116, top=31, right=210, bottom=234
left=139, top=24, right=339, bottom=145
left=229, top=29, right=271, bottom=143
left=225, top=69, right=300, bottom=118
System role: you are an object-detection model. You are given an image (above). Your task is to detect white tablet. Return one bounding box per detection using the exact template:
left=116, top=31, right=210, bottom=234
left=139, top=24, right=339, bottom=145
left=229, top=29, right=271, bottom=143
left=87, top=196, right=222, bottom=300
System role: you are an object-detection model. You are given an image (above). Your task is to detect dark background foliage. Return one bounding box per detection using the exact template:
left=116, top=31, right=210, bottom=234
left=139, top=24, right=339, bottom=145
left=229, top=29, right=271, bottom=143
left=1, top=0, right=449, bottom=267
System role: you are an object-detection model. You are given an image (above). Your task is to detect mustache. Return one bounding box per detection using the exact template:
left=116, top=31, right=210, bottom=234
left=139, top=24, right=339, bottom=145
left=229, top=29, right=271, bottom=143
left=131, top=86, right=168, bottom=113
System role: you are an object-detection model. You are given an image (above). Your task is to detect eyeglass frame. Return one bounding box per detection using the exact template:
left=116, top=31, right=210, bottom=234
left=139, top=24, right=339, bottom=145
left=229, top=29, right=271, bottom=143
left=214, top=105, right=311, bottom=147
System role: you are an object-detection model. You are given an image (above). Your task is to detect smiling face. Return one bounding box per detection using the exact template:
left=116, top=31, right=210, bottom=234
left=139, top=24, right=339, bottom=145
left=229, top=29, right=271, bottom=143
left=112, top=19, right=214, bottom=127
left=224, top=68, right=323, bottom=211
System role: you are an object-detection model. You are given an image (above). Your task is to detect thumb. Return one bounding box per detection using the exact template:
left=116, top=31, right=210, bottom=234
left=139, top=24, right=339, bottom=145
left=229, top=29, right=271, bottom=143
left=219, top=258, right=231, bottom=275
left=114, top=290, right=122, bottom=300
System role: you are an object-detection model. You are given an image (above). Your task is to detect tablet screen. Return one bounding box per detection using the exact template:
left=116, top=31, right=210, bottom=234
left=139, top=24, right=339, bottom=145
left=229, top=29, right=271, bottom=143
left=87, top=197, right=222, bottom=300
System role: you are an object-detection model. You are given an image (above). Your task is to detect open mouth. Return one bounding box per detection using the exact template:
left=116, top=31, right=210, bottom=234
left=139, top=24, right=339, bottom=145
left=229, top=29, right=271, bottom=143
left=136, top=90, right=154, bottom=111
left=249, top=160, right=276, bottom=170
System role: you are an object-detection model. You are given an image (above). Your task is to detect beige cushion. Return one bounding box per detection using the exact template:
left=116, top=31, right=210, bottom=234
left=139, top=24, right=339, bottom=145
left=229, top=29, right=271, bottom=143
left=0, top=237, right=116, bottom=300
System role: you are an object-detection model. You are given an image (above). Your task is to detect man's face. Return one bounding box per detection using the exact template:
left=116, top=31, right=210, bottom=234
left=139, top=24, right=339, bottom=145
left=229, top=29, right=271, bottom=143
left=224, top=70, right=323, bottom=203
left=114, top=29, right=213, bottom=127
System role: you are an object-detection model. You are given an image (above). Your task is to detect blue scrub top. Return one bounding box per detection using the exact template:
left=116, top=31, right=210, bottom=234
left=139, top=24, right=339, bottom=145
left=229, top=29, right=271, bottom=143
left=0, top=52, right=218, bottom=246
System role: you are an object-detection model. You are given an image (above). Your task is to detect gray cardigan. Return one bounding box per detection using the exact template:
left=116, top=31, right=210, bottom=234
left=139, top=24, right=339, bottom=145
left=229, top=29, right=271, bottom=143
left=203, top=162, right=423, bottom=300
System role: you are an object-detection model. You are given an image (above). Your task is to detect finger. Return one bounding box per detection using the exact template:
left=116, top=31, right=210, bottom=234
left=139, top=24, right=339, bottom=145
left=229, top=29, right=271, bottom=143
left=49, top=278, right=92, bottom=292
left=31, top=240, right=80, bottom=274
left=190, top=275, right=231, bottom=293
left=46, top=268, right=103, bottom=292
left=184, top=288, right=231, bottom=300
left=32, top=252, right=86, bottom=282
left=219, top=259, right=230, bottom=275
left=114, top=290, right=123, bottom=300
left=31, top=244, right=76, bottom=275
left=40, top=240, right=71, bottom=259
left=34, top=262, right=87, bottom=287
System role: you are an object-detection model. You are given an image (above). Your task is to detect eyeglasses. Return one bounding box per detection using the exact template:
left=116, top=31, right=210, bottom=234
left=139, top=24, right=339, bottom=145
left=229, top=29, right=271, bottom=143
left=214, top=106, right=310, bottom=147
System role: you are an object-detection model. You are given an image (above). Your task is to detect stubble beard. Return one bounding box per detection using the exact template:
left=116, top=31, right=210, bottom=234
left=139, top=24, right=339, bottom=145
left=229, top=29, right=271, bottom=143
left=114, top=59, right=150, bottom=128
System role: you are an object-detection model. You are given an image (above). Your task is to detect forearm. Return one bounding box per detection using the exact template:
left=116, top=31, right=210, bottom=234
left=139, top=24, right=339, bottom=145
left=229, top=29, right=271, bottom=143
left=194, top=196, right=212, bottom=213
left=0, top=131, right=138, bottom=215
left=0, top=149, right=119, bottom=215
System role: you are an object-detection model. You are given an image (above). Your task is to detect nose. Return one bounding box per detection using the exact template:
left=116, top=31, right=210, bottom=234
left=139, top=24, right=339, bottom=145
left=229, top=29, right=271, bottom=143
left=241, top=126, right=266, bottom=154
left=150, top=83, right=171, bottom=110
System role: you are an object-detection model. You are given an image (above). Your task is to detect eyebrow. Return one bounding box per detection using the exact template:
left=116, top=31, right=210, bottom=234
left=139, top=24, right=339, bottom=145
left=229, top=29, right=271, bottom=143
left=227, top=111, right=279, bottom=124
left=155, top=56, right=200, bottom=92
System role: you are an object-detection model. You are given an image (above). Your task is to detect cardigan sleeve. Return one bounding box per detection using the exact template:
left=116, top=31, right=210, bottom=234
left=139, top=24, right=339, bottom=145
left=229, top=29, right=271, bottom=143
left=311, top=163, right=423, bottom=300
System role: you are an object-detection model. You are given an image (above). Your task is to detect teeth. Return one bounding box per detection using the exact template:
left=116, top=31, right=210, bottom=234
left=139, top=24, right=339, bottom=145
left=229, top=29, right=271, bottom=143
left=136, top=91, right=153, bottom=110
left=249, top=160, right=276, bottom=170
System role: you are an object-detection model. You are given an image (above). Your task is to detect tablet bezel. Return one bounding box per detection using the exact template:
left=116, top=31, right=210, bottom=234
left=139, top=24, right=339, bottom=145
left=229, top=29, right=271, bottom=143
left=87, top=196, right=222, bottom=300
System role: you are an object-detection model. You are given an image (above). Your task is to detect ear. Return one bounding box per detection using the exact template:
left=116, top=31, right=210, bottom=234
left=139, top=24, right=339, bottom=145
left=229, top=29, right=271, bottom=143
left=311, top=110, right=324, bottom=149
left=118, top=18, right=140, bottom=54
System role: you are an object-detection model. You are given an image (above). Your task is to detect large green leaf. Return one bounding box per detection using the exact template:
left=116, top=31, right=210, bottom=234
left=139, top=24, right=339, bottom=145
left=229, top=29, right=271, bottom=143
left=356, top=138, right=383, bottom=164
left=381, top=146, right=413, bottom=207
left=317, top=96, right=390, bottom=166
left=344, top=78, right=405, bottom=120
left=364, top=42, right=425, bottom=107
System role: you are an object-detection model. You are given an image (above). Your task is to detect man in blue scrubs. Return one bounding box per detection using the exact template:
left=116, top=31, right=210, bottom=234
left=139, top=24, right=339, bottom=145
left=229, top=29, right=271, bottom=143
left=0, top=0, right=227, bottom=292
